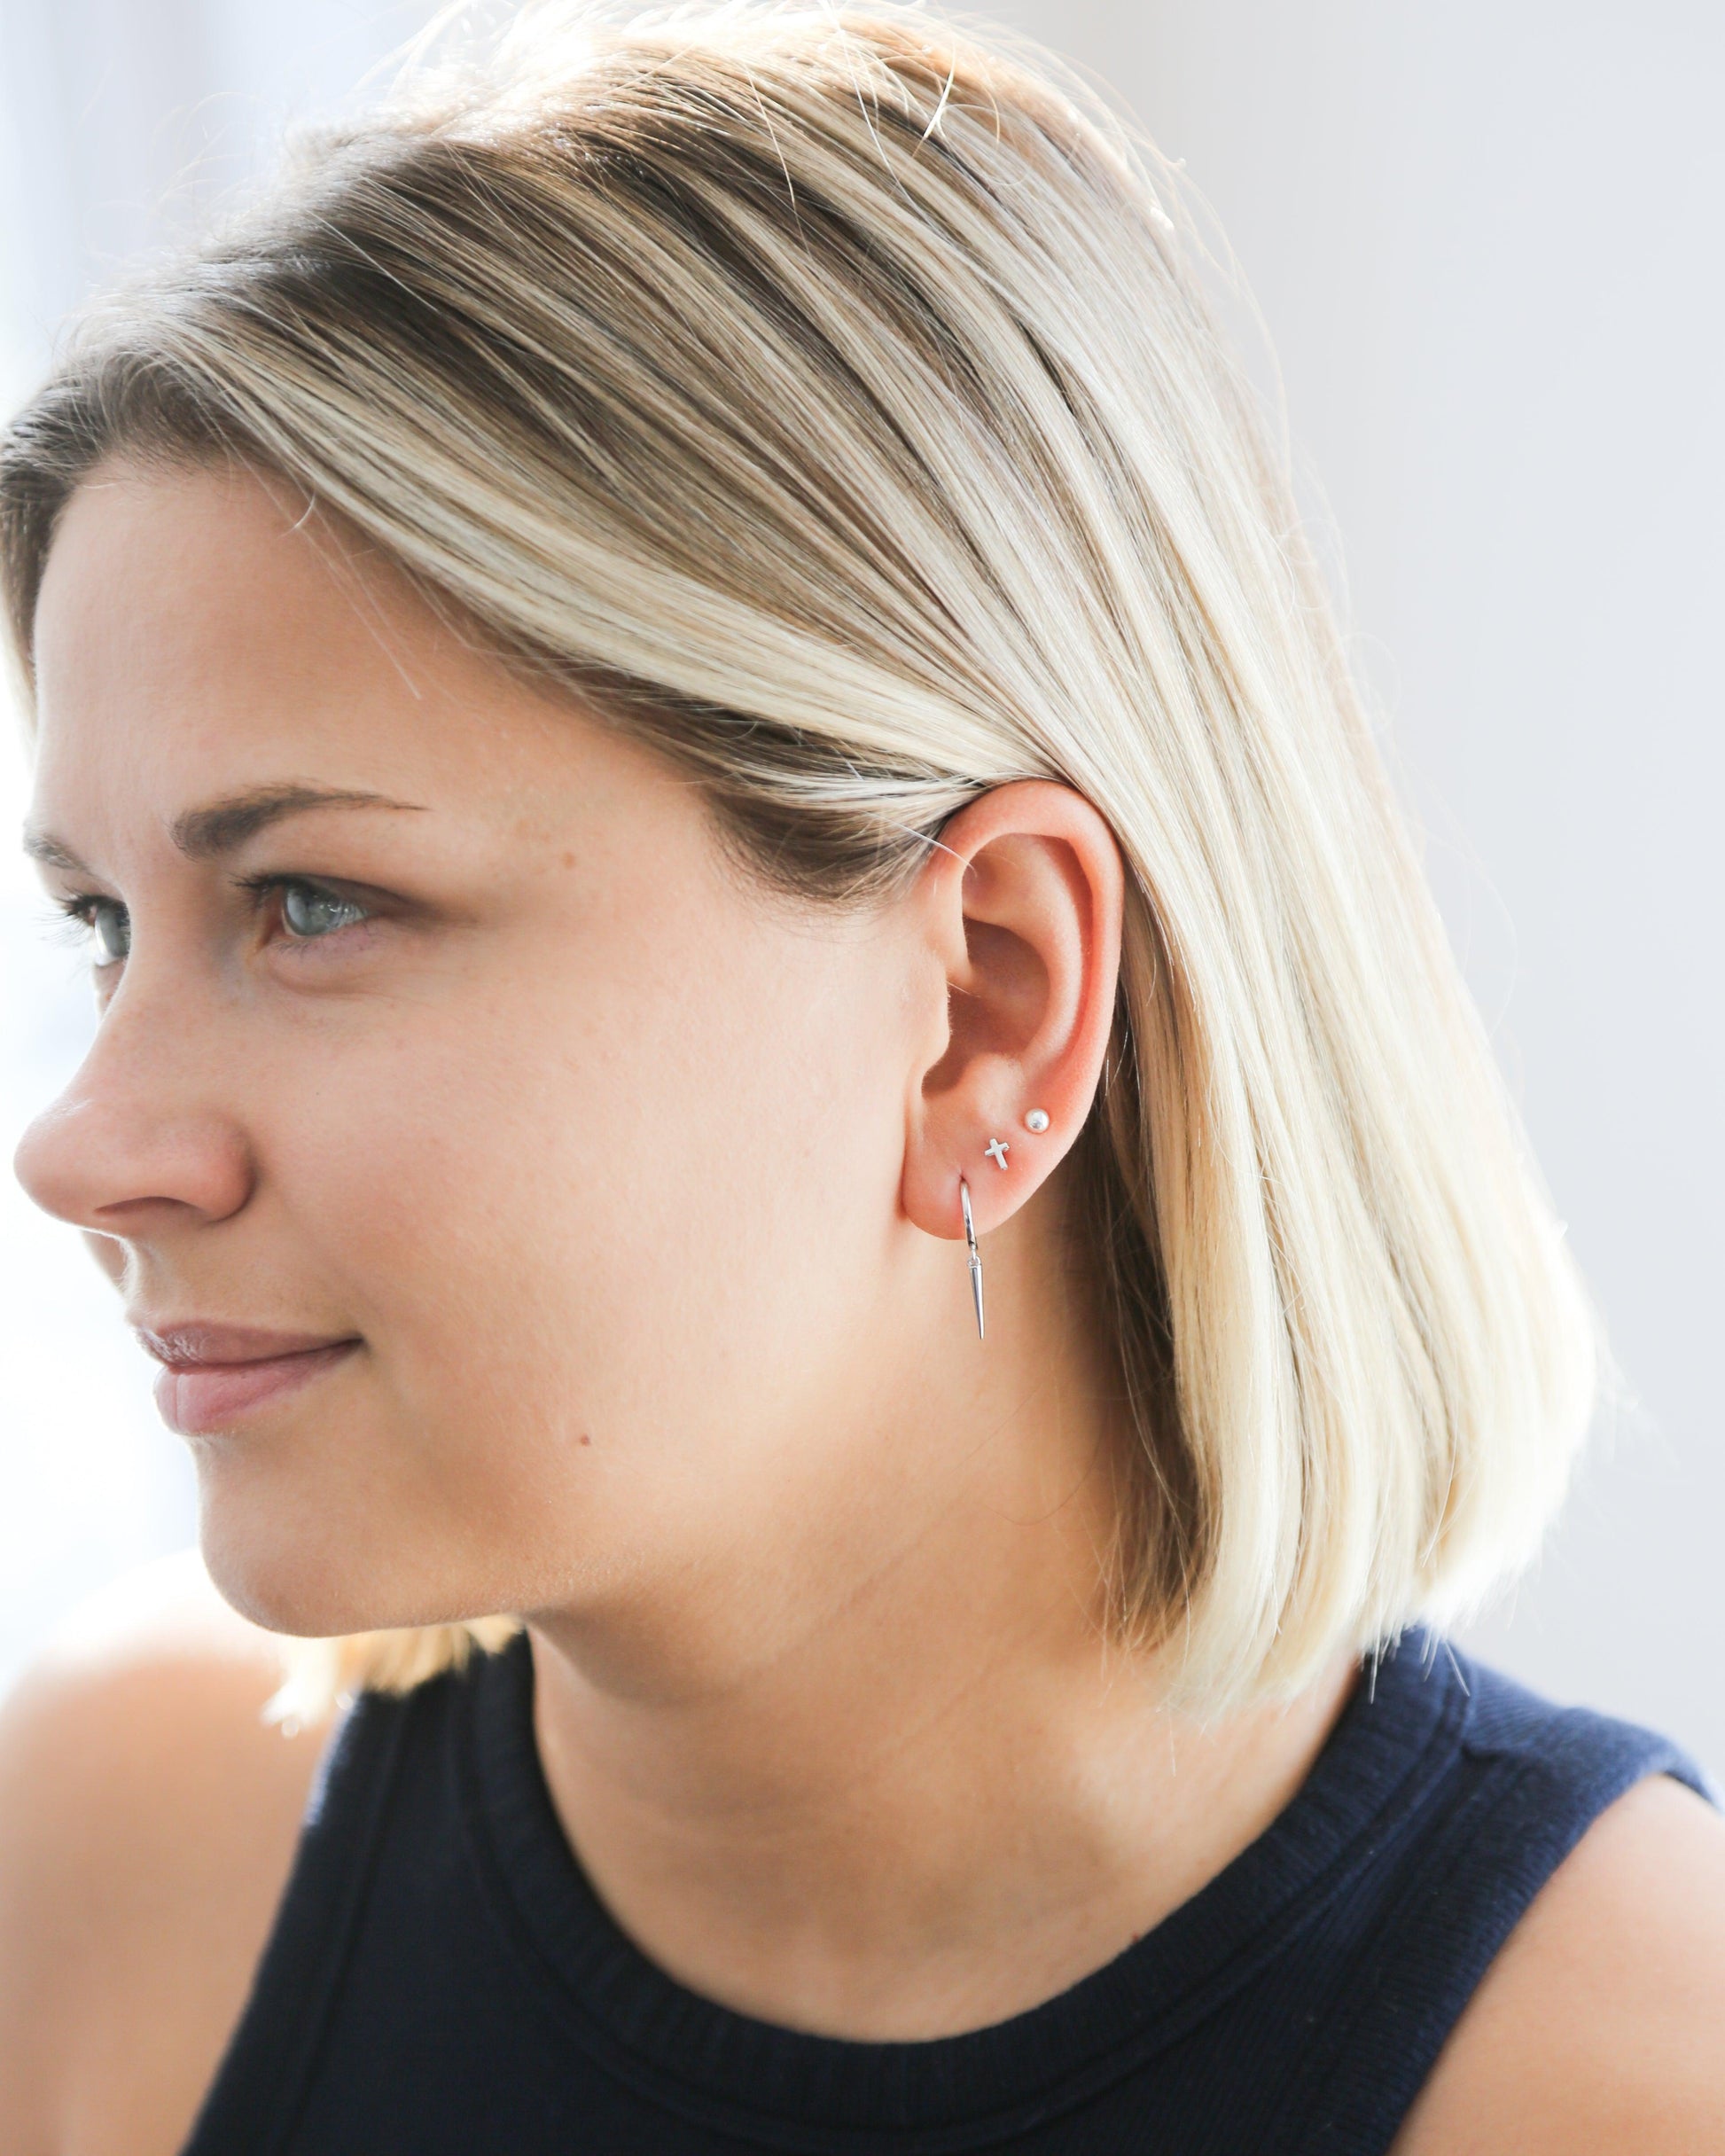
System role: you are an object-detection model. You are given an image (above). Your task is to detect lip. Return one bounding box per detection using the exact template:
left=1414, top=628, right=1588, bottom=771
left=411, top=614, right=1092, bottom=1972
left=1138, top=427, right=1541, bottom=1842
left=135, top=1321, right=363, bottom=1438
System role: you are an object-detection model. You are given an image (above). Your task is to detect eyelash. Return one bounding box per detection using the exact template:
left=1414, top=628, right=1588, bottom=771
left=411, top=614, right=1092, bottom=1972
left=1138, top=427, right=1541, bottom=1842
left=50, top=875, right=376, bottom=959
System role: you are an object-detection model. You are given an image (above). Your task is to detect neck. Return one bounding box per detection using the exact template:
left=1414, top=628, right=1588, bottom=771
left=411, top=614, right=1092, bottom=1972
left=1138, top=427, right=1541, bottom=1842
left=527, top=1201, right=1359, bottom=2041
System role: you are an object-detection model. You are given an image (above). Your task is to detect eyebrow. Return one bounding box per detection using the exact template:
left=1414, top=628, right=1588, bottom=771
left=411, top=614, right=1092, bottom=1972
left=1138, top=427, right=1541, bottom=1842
left=22, top=784, right=428, bottom=878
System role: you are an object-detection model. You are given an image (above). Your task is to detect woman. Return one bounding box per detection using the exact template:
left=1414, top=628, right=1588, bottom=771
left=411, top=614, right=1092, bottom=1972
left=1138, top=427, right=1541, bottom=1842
left=0, top=5, right=1720, bottom=2151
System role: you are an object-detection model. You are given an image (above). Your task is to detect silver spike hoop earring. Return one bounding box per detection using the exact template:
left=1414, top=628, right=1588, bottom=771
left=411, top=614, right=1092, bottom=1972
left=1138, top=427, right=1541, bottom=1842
left=959, top=1176, right=985, bottom=1340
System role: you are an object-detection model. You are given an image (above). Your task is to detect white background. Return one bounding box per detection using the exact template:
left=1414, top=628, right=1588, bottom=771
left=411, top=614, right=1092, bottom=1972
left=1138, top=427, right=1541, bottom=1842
left=1, top=1, right=1720, bottom=1769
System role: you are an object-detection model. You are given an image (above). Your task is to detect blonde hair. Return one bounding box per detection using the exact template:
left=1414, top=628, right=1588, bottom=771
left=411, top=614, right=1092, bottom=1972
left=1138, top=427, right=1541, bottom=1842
left=1, top=1, right=1596, bottom=1719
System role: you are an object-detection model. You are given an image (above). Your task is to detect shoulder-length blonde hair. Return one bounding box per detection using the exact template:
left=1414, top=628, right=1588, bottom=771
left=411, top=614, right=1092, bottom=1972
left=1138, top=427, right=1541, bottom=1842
left=1, top=0, right=1595, bottom=1716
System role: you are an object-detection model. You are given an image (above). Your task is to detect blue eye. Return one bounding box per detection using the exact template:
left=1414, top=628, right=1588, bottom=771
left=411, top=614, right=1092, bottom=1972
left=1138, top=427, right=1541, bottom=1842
left=51, top=879, right=378, bottom=969
left=90, top=899, right=130, bottom=965
left=280, top=881, right=369, bottom=938
left=66, top=896, right=130, bottom=966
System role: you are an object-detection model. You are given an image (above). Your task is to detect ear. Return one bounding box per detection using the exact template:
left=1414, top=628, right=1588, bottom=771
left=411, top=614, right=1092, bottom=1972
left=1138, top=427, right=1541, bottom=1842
left=901, top=780, right=1125, bottom=1240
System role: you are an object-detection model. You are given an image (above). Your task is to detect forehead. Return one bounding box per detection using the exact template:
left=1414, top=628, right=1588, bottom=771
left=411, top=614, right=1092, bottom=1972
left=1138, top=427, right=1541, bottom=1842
left=35, top=462, right=479, bottom=766
left=27, top=462, right=644, bottom=855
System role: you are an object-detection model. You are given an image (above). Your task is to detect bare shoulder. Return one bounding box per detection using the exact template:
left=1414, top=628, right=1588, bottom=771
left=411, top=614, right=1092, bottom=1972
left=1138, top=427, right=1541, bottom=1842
left=1393, top=1768, right=1725, bottom=2154
left=0, top=1550, right=329, bottom=2156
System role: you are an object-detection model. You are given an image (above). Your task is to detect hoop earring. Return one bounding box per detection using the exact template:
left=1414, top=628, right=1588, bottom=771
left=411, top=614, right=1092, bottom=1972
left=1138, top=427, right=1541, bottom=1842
left=960, top=1176, right=985, bottom=1340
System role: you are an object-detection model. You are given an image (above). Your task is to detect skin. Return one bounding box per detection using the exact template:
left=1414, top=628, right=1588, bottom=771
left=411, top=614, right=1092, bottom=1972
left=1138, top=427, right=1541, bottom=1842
left=0, top=463, right=1722, bottom=2153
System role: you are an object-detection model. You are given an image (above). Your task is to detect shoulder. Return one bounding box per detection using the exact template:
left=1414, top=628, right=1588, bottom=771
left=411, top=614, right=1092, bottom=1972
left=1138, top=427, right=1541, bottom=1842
left=1393, top=1766, right=1725, bottom=2153
left=0, top=1550, right=329, bottom=2156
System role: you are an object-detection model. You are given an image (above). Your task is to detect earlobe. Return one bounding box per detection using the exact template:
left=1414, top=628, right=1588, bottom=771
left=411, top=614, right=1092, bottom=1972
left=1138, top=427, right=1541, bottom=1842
left=900, top=779, right=1124, bottom=1247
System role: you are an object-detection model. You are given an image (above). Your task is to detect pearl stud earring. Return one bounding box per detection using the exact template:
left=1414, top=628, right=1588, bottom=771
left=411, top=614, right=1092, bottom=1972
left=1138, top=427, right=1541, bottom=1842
left=1024, top=1108, right=1050, bottom=1133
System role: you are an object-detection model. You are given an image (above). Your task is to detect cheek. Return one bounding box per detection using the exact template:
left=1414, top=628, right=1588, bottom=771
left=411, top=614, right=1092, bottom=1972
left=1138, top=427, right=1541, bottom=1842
left=275, top=921, right=902, bottom=1518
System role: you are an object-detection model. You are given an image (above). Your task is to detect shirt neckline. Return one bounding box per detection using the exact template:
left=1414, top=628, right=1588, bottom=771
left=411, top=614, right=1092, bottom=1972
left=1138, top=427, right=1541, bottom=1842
left=456, top=1626, right=1467, bottom=2151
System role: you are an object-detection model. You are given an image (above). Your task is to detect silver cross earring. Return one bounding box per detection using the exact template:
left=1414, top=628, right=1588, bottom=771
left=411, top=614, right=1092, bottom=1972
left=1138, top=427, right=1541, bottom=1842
left=960, top=1176, right=985, bottom=1340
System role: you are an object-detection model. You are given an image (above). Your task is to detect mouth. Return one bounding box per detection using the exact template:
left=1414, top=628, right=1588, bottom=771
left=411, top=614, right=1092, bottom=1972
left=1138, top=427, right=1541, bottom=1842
left=136, top=1322, right=363, bottom=1438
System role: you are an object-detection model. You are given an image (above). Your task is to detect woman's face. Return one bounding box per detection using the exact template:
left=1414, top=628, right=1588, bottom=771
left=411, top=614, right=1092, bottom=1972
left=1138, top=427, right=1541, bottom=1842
left=16, top=461, right=1003, bottom=1652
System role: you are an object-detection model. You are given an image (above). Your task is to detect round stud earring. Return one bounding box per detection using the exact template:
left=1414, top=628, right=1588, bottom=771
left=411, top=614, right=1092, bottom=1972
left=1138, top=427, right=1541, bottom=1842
left=1024, top=1108, right=1050, bottom=1133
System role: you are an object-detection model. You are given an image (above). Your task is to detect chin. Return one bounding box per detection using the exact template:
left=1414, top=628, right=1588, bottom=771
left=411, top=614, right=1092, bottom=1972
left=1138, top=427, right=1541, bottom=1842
left=194, top=1483, right=456, bottom=1641
left=185, top=1401, right=490, bottom=1637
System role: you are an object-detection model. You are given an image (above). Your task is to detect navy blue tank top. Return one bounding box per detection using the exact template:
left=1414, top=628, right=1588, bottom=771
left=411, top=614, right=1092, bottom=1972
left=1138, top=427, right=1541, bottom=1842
left=181, top=1629, right=1713, bottom=2155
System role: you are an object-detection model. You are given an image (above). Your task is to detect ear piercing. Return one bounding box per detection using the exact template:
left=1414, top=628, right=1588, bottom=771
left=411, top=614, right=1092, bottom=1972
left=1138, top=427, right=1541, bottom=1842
left=961, top=1113, right=1050, bottom=1343
left=983, top=1111, right=1051, bottom=1172
left=959, top=1176, right=986, bottom=1339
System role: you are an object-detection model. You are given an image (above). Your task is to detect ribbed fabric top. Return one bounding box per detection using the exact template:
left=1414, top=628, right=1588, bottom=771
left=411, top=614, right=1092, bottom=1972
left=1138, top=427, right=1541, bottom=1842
left=181, top=1629, right=1713, bottom=2156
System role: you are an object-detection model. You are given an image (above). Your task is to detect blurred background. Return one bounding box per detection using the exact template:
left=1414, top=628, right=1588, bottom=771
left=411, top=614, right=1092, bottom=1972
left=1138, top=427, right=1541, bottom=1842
left=1, top=0, right=1720, bottom=1769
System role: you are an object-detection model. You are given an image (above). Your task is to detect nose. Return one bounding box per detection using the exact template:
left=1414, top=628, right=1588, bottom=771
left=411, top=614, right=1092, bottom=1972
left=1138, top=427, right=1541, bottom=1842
left=12, top=989, right=254, bottom=1238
